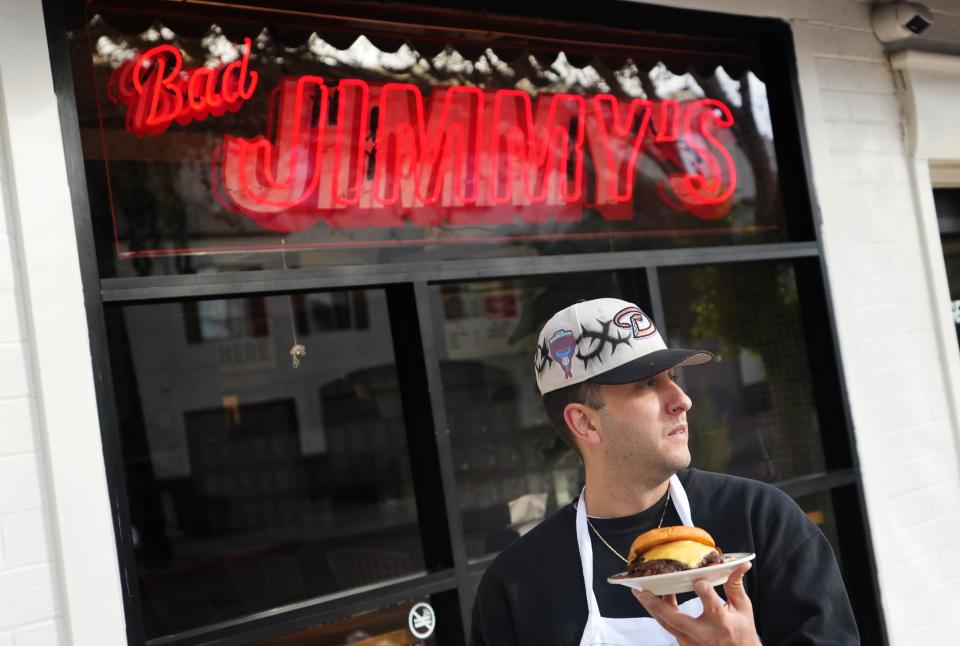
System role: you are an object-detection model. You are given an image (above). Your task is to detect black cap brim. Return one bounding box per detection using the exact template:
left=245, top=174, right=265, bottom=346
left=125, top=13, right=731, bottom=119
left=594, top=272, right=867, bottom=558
left=585, top=348, right=713, bottom=385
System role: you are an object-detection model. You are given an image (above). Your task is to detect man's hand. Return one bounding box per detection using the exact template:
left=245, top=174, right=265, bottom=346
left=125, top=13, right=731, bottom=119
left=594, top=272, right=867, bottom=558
left=632, top=562, right=760, bottom=646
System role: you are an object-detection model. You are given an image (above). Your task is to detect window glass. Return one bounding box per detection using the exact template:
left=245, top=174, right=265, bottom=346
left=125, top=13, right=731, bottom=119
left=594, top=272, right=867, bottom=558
left=942, top=234, right=960, bottom=346
left=658, top=261, right=827, bottom=482
left=430, top=265, right=830, bottom=559
left=794, top=489, right=843, bottom=572
left=106, top=289, right=426, bottom=638
left=430, top=271, right=651, bottom=560
left=933, top=189, right=960, bottom=347
left=68, top=4, right=790, bottom=279
left=251, top=596, right=447, bottom=645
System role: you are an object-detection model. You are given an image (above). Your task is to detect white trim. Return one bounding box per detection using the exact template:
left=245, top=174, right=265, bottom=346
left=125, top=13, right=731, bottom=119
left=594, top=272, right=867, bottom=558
left=890, top=49, right=960, bottom=74
left=929, top=163, right=960, bottom=188
left=910, top=159, right=960, bottom=464
left=890, top=50, right=960, bottom=473
left=0, top=2, right=126, bottom=645
left=891, top=49, right=960, bottom=161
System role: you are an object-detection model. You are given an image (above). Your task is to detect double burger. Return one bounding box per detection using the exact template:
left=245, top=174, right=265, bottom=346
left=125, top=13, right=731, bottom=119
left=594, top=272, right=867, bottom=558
left=627, top=526, right=723, bottom=577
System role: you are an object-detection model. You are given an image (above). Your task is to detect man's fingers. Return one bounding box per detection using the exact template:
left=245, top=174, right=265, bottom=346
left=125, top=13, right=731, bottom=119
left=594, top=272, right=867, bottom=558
left=692, top=578, right=725, bottom=614
left=723, top=562, right=753, bottom=611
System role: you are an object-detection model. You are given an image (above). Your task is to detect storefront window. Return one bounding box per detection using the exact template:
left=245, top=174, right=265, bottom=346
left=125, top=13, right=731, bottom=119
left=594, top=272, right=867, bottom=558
left=430, top=272, right=636, bottom=560
left=251, top=597, right=444, bottom=645
left=69, top=4, right=791, bottom=280
left=106, top=289, right=427, bottom=638
left=431, top=262, right=827, bottom=560
left=658, top=261, right=826, bottom=482
left=794, top=489, right=843, bottom=573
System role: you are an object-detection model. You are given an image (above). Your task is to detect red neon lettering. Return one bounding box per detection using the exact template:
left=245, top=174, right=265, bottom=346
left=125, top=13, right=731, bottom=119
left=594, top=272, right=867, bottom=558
left=657, top=99, right=737, bottom=221
left=489, top=91, right=585, bottom=213
left=207, top=78, right=736, bottom=233
left=219, top=77, right=327, bottom=232
left=329, top=79, right=370, bottom=208
left=109, top=38, right=258, bottom=138
left=590, top=96, right=653, bottom=211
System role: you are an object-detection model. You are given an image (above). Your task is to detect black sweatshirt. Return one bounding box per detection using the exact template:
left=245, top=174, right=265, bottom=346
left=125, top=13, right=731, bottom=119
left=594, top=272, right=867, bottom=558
left=469, top=469, right=859, bottom=645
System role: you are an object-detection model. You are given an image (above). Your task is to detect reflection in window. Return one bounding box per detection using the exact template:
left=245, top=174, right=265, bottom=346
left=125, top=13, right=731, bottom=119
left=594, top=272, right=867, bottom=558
left=183, top=297, right=269, bottom=343
left=251, top=597, right=440, bottom=645
left=431, top=273, right=645, bottom=561
left=794, top=489, right=843, bottom=573
left=107, top=289, right=425, bottom=638
left=932, top=188, right=960, bottom=346
left=659, top=261, right=827, bottom=482
left=293, top=291, right=370, bottom=335
left=942, top=234, right=960, bottom=346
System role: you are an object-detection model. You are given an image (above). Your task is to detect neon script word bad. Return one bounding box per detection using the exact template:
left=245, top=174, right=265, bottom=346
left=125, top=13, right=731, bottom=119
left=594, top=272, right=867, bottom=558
left=110, top=38, right=258, bottom=137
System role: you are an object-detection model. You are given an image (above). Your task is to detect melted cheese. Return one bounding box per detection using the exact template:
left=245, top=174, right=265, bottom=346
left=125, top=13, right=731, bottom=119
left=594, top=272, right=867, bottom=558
left=642, top=540, right=717, bottom=568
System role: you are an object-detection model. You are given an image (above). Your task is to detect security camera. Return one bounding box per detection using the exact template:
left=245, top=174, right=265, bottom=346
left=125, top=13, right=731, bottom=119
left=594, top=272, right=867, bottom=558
left=872, top=2, right=934, bottom=43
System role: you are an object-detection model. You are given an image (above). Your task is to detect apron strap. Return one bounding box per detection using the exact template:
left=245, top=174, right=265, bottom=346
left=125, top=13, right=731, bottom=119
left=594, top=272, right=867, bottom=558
left=575, top=488, right=602, bottom=617
left=668, top=474, right=694, bottom=527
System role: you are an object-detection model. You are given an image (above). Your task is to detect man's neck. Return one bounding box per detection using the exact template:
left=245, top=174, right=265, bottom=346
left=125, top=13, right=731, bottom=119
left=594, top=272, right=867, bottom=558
left=582, top=472, right=671, bottom=518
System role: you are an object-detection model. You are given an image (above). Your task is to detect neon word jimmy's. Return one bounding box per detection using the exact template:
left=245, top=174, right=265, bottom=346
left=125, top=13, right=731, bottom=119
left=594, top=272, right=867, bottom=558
left=110, top=38, right=258, bottom=137
left=215, top=78, right=737, bottom=232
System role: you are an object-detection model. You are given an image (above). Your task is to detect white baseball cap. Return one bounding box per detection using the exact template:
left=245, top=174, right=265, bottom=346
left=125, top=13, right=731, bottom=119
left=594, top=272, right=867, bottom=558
left=534, top=298, right=713, bottom=395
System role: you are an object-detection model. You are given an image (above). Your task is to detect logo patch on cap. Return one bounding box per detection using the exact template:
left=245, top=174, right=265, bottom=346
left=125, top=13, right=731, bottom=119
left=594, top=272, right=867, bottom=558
left=548, top=329, right=577, bottom=379
left=614, top=306, right=657, bottom=339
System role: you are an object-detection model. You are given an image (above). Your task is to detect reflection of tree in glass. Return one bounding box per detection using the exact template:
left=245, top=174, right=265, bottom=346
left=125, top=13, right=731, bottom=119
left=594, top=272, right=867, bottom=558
left=687, top=263, right=815, bottom=482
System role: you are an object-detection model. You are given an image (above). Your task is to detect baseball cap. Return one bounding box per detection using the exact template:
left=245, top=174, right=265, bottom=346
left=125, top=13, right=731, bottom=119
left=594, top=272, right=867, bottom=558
left=534, top=297, right=713, bottom=395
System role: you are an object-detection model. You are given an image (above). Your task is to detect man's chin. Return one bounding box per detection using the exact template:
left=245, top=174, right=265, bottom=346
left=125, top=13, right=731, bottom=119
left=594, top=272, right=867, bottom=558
left=668, top=450, right=692, bottom=472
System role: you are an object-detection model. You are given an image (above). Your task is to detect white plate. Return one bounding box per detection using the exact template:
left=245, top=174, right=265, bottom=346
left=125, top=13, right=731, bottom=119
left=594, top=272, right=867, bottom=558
left=607, top=553, right=756, bottom=596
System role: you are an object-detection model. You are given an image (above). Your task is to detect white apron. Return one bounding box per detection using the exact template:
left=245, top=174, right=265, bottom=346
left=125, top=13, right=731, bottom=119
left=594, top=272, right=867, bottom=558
left=576, top=474, right=705, bottom=646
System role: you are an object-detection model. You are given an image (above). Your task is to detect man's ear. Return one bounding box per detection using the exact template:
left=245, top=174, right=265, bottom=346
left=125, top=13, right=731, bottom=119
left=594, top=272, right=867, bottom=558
left=564, top=402, right=602, bottom=447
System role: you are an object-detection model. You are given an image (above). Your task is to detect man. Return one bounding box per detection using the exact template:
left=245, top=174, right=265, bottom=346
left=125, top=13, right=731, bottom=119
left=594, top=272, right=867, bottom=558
left=469, top=298, right=858, bottom=645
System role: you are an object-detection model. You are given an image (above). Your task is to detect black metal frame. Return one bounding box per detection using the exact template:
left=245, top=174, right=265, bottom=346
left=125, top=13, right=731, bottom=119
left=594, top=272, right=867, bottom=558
left=42, top=0, right=888, bottom=644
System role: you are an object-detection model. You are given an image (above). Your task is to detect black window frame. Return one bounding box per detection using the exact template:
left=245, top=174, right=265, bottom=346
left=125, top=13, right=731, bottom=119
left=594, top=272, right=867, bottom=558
left=44, top=0, right=887, bottom=644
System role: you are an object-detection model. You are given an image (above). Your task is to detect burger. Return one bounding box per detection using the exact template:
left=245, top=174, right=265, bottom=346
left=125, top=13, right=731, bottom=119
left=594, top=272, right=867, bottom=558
left=627, top=526, right=723, bottom=577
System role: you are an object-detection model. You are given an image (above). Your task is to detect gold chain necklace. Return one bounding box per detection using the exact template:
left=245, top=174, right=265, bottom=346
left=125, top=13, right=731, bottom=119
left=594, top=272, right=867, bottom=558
left=587, top=491, right=671, bottom=564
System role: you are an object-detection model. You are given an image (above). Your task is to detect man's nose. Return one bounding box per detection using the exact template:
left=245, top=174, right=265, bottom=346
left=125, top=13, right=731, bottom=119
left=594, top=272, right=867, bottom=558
left=667, top=381, right=693, bottom=414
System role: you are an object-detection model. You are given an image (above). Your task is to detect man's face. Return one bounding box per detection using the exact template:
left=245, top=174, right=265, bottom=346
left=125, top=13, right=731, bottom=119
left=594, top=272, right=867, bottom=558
left=594, top=369, right=694, bottom=480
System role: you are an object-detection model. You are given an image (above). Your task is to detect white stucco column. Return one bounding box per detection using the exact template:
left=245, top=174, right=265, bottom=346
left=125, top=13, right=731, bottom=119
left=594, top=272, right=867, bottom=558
left=0, top=1, right=127, bottom=643
left=890, top=50, right=960, bottom=463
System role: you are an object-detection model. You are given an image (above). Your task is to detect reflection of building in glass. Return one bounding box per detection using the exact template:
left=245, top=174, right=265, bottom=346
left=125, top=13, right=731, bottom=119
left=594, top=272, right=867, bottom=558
left=115, top=290, right=428, bottom=635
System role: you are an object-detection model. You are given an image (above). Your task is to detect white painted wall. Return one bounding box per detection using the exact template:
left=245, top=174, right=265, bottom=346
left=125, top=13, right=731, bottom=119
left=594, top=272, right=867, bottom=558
left=1, top=0, right=959, bottom=644
left=0, top=157, right=63, bottom=644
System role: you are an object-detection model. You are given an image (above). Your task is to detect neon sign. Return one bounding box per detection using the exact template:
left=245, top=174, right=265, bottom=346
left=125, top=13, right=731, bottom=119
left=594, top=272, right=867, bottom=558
left=109, top=38, right=258, bottom=137
left=108, top=43, right=737, bottom=236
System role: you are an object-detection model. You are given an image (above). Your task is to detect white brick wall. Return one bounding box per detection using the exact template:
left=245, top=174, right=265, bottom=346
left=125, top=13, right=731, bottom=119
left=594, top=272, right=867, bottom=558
left=795, top=5, right=960, bottom=641
left=0, top=115, right=63, bottom=643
